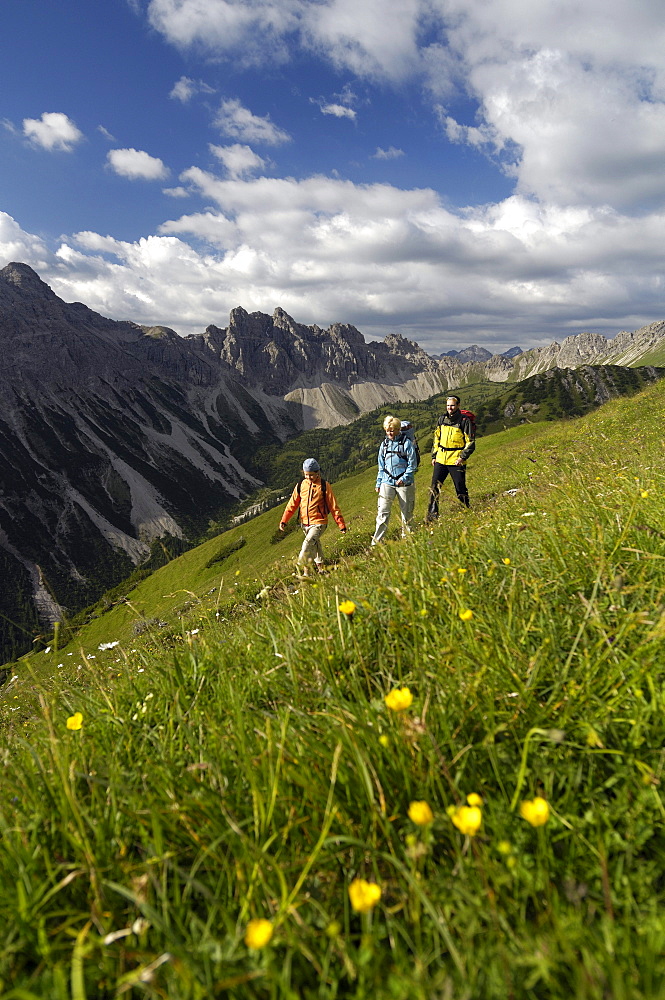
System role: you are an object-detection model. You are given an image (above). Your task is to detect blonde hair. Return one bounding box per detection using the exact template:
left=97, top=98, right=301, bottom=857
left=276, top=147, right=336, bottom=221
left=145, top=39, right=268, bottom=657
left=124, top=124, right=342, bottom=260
left=383, top=415, right=401, bottom=434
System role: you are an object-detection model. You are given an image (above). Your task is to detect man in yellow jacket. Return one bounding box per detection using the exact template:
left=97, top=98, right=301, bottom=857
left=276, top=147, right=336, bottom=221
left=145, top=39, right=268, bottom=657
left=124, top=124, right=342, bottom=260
left=279, top=458, right=347, bottom=575
left=427, top=396, right=475, bottom=519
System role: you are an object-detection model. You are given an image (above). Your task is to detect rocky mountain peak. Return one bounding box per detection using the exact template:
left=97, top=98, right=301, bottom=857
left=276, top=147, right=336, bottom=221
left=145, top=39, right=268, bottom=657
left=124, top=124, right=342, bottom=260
left=328, top=322, right=365, bottom=347
left=381, top=332, right=433, bottom=365
left=1, top=261, right=50, bottom=290
left=228, top=306, right=274, bottom=340
left=0, top=261, right=60, bottom=308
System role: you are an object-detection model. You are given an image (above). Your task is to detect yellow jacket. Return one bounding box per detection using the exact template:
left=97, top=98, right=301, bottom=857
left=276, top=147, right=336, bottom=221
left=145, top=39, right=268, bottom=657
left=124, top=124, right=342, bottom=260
left=431, top=413, right=475, bottom=466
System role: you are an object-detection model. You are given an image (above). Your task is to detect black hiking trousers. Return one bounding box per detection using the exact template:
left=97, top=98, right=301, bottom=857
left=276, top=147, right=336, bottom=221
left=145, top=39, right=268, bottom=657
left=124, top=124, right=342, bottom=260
left=427, top=462, right=469, bottom=518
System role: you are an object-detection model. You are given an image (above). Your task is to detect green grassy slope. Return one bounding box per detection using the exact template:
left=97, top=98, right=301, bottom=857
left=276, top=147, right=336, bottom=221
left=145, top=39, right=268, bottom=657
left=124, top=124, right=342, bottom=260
left=630, top=344, right=665, bottom=366
left=1, top=383, right=664, bottom=998
left=5, top=364, right=660, bottom=666
left=241, top=380, right=501, bottom=490
left=19, top=408, right=556, bottom=666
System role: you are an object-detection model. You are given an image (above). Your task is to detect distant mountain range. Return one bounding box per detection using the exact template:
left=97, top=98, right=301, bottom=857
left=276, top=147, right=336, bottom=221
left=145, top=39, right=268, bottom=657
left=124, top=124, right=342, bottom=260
left=434, top=345, right=523, bottom=362
left=1, top=260, right=665, bottom=662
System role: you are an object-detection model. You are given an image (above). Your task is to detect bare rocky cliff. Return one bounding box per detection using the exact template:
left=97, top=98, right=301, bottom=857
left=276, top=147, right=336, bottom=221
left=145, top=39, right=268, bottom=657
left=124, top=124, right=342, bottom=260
left=509, top=323, right=665, bottom=381
left=0, top=264, right=301, bottom=651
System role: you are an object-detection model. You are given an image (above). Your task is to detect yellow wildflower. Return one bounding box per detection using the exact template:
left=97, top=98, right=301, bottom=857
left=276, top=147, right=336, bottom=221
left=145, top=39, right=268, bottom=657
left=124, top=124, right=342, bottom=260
left=519, top=796, right=551, bottom=827
left=348, top=878, right=381, bottom=913
left=450, top=805, right=482, bottom=836
left=502, top=558, right=511, bottom=566
left=378, top=734, right=390, bottom=748
left=641, top=490, right=649, bottom=498
left=66, top=712, right=83, bottom=731
left=497, top=840, right=512, bottom=855
left=459, top=609, right=473, bottom=621
left=385, top=686, right=413, bottom=711
left=339, top=600, right=356, bottom=617
left=408, top=800, right=434, bottom=826
left=457, top=567, right=467, bottom=574
left=244, top=918, right=274, bottom=949
left=466, top=792, right=483, bottom=807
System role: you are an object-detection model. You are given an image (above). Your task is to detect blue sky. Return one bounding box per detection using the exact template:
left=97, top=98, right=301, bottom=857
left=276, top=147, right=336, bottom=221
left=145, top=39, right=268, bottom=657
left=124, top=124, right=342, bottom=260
left=1, top=0, right=664, bottom=354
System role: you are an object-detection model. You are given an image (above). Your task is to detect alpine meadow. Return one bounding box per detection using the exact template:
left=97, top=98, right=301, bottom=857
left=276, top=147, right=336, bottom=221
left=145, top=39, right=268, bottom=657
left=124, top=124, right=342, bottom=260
left=1, top=378, right=664, bottom=999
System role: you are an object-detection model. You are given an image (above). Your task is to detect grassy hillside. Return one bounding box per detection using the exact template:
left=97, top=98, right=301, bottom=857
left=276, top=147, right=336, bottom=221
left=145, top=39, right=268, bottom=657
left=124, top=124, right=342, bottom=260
left=4, top=364, right=660, bottom=665
left=1, top=383, right=664, bottom=998
left=233, top=365, right=664, bottom=512
left=241, top=380, right=501, bottom=492
left=473, top=364, right=665, bottom=436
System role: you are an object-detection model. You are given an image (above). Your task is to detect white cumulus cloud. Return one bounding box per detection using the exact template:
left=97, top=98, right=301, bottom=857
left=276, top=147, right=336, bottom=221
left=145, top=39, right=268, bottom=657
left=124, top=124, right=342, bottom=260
left=148, top=0, right=300, bottom=64
left=0, top=212, right=50, bottom=267
left=146, top=0, right=665, bottom=216
left=23, top=112, right=84, bottom=152
left=107, top=148, right=170, bottom=181
left=4, top=0, right=665, bottom=353
left=210, top=143, right=267, bottom=179
left=214, top=98, right=291, bottom=145
left=2, top=182, right=664, bottom=353
left=429, top=0, right=665, bottom=212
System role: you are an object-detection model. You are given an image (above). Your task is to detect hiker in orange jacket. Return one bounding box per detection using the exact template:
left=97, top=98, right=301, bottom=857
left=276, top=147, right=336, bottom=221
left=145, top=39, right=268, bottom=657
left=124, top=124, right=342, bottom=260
left=279, top=458, right=347, bottom=574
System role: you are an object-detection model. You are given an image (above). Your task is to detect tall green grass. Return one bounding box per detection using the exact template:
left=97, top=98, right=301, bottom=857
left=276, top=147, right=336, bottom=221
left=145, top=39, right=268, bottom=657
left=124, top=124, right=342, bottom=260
left=1, top=384, right=664, bottom=998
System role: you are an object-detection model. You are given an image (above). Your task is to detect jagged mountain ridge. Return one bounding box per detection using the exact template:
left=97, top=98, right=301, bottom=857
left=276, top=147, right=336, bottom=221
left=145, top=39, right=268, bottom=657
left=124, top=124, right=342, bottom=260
left=200, top=311, right=665, bottom=426
left=0, top=264, right=306, bottom=654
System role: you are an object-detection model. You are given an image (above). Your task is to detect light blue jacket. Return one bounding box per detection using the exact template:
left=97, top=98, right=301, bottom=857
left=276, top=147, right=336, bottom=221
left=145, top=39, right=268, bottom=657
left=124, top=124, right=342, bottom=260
left=376, top=433, right=417, bottom=488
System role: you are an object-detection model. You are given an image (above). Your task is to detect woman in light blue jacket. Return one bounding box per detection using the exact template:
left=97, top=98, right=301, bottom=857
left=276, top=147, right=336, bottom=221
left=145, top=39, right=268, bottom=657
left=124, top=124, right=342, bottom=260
left=371, top=415, right=417, bottom=545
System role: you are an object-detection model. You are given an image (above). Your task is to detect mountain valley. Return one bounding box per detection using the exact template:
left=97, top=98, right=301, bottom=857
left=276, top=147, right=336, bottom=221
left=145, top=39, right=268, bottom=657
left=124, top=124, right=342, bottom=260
left=1, top=260, right=664, bottom=662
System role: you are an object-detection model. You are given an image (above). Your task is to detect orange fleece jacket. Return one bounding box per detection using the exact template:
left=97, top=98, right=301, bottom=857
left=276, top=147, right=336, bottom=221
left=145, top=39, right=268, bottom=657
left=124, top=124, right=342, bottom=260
left=280, top=475, right=346, bottom=530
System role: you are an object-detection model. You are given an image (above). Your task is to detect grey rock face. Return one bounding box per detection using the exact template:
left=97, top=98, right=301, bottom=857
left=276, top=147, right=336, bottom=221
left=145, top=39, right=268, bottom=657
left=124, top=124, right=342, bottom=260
left=0, top=263, right=300, bottom=646
left=509, top=324, right=665, bottom=380
left=200, top=307, right=439, bottom=394
left=455, top=345, right=494, bottom=363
